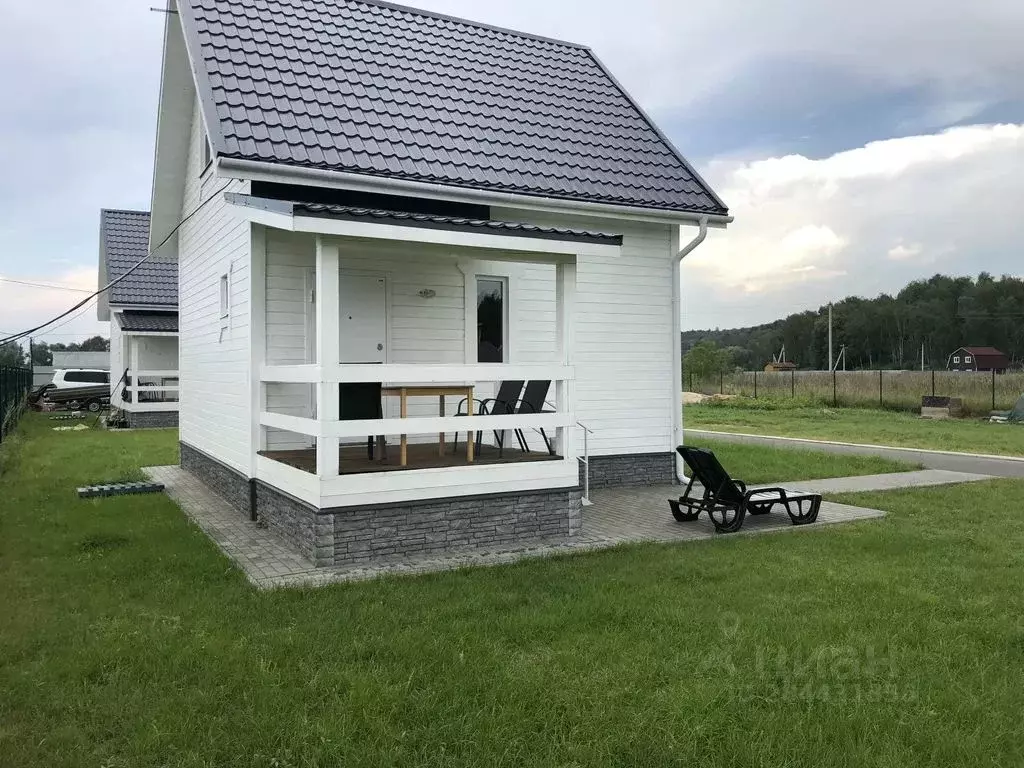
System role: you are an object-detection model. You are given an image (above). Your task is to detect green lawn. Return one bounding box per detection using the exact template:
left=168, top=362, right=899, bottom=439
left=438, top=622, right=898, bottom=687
left=3, top=414, right=1024, bottom=767
left=695, top=437, right=916, bottom=482
left=687, top=399, right=1024, bottom=457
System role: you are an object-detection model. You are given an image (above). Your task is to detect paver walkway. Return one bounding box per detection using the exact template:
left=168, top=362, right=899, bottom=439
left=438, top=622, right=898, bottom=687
left=145, top=465, right=993, bottom=589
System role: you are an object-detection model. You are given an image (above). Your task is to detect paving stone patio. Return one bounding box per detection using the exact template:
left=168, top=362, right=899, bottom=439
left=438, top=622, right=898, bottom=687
left=144, top=465, right=992, bottom=588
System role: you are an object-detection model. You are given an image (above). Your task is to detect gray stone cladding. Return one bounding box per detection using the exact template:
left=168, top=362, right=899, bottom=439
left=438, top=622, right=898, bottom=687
left=179, top=442, right=250, bottom=515
left=128, top=411, right=179, bottom=429
left=581, top=452, right=677, bottom=489
left=255, top=481, right=582, bottom=567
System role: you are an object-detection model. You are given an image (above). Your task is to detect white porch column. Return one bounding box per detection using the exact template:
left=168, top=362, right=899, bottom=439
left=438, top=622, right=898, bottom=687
left=315, top=236, right=340, bottom=478
left=554, top=261, right=577, bottom=459
left=249, top=225, right=268, bottom=469
left=129, top=336, right=140, bottom=408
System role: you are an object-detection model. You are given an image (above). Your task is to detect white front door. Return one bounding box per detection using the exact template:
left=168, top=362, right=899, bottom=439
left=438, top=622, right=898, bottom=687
left=339, top=272, right=387, bottom=363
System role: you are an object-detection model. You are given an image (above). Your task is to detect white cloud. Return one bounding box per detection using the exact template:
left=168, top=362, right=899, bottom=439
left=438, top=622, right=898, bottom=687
left=887, top=242, right=924, bottom=261
left=684, top=123, right=1024, bottom=328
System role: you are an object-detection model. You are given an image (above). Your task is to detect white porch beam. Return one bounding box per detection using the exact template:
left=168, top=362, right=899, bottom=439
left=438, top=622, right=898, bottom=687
left=298, top=216, right=615, bottom=259
left=250, top=224, right=269, bottom=462
left=554, top=261, right=577, bottom=460
left=314, top=236, right=340, bottom=478
left=129, top=336, right=140, bottom=407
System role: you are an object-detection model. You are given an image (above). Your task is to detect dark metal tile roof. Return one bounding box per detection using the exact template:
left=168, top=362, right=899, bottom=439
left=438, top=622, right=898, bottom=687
left=226, top=192, right=623, bottom=245
left=118, top=311, right=180, bottom=333
left=101, top=210, right=178, bottom=306
left=180, top=0, right=728, bottom=215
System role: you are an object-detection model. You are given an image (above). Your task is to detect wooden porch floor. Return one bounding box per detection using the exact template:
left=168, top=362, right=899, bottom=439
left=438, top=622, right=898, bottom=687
left=260, top=441, right=561, bottom=475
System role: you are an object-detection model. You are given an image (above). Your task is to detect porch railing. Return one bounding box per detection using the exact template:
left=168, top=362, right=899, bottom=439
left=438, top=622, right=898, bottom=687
left=259, top=363, right=575, bottom=477
left=115, top=369, right=180, bottom=412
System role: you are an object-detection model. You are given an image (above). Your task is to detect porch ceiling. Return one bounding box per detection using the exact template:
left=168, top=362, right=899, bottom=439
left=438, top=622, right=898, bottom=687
left=225, top=192, right=623, bottom=257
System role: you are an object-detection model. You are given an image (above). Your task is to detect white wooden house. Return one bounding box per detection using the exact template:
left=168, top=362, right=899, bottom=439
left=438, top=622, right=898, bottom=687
left=97, top=209, right=180, bottom=428
left=151, top=0, right=730, bottom=566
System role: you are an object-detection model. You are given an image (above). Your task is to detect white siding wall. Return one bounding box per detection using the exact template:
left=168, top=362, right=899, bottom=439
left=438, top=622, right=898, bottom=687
left=258, top=214, right=672, bottom=460
left=135, top=335, right=179, bottom=370
left=494, top=207, right=676, bottom=457
left=177, top=98, right=252, bottom=473
left=109, top=313, right=123, bottom=395
left=262, top=231, right=475, bottom=448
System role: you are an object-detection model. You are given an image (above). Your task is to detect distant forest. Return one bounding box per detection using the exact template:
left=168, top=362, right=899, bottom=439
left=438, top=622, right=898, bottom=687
left=682, top=274, right=1024, bottom=371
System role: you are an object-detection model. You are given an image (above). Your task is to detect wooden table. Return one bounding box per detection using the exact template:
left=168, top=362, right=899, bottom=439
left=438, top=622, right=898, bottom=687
left=381, top=385, right=474, bottom=467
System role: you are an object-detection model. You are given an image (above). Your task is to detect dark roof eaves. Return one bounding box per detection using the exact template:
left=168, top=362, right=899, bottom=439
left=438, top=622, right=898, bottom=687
left=221, top=153, right=729, bottom=218
left=582, top=48, right=730, bottom=216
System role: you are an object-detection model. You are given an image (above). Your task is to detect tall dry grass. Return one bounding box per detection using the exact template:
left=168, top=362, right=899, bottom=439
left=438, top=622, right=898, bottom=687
left=685, top=370, right=1024, bottom=414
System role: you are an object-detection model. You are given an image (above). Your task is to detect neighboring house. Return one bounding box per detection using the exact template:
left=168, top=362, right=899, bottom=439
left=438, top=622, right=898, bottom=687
left=97, top=209, right=181, bottom=427
left=51, top=351, right=110, bottom=370
left=947, top=346, right=1010, bottom=373
left=151, top=0, right=730, bottom=567
left=764, top=361, right=798, bottom=372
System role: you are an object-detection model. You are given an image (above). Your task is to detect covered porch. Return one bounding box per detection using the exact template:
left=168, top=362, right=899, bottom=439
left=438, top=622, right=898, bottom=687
left=113, top=311, right=179, bottom=417
left=233, top=192, right=622, bottom=511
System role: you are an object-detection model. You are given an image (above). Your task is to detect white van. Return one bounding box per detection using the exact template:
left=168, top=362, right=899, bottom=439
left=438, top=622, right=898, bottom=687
left=50, top=369, right=110, bottom=389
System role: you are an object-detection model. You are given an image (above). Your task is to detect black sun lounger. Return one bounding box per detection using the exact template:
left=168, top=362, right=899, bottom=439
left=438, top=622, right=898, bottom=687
left=669, top=445, right=822, bottom=533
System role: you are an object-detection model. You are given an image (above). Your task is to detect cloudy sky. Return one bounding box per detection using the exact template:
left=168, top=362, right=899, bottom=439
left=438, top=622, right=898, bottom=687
left=0, top=0, right=1022, bottom=343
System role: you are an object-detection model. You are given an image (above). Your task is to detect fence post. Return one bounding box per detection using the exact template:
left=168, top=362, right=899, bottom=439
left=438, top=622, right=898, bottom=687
left=720, top=372, right=724, bottom=395
left=879, top=369, right=883, bottom=408
left=992, top=368, right=996, bottom=412
left=931, top=370, right=935, bottom=397
left=791, top=370, right=795, bottom=398
left=832, top=370, right=837, bottom=407
left=753, top=371, right=758, bottom=399
left=688, top=372, right=692, bottom=392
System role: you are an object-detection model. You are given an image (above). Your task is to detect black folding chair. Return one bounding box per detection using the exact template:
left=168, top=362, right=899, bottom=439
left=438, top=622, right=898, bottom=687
left=454, top=380, right=525, bottom=457
left=669, top=445, right=821, bottom=533
left=515, top=380, right=555, bottom=455
left=339, top=382, right=385, bottom=461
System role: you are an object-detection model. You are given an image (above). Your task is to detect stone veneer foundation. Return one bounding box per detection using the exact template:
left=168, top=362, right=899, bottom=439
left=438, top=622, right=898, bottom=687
left=180, top=442, right=669, bottom=567
left=580, top=452, right=677, bottom=489
left=128, top=411, right=179, bottom=429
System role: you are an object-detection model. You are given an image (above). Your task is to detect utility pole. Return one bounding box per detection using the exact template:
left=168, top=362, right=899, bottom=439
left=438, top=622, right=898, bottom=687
left=921, top=342, right=925, bottom=372
left=29, top=336, right=33, bottom=379
left=828, top=303, right=834, bottom=372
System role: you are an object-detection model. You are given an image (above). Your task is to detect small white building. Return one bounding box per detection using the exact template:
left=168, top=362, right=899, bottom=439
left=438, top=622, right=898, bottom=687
left=151, top=0, right=730, bottom=566
left=97, top=210, right=180, bottom=427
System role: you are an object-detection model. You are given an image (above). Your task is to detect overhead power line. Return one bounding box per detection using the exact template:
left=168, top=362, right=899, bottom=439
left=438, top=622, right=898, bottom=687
left=0, top=277, right=94, bottom=293
left=0, top=181, right=232, bottom=347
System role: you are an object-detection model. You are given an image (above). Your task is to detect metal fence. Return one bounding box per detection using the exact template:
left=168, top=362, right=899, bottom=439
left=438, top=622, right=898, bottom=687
left=687, top=369, right=1024, bottom=414
left=0, top=366, right=32, bottom=443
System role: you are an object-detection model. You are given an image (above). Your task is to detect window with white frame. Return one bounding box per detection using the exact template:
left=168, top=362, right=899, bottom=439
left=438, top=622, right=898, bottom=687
left=954, top=356, right=960, bottom=363
left=965, top=355, right=973, bottom=363
left=219, top=273, right=230, bottom=320
left=476, top=276, right=507, bottom=363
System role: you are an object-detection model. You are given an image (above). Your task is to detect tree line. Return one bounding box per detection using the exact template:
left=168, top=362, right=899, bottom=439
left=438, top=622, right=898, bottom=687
left=0, top=336, right=109, bottom=368
left=683, top=273, right=1024, bottom=373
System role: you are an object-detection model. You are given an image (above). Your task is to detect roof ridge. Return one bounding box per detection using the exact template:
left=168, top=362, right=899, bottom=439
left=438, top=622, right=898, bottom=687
left=101, top=208, right=151, bottom=217
left=346, top=0, right=591, bottom=51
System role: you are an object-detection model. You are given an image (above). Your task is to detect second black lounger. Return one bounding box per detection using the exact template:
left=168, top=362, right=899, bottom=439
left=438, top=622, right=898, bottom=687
left=669, top=445, right=822, bottom=533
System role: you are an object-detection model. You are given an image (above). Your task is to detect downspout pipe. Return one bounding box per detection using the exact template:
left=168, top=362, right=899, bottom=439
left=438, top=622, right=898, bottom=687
left=671, top=215, right=709, bottom=482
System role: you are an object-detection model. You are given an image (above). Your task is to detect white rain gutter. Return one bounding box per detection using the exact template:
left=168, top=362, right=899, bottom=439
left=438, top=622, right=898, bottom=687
left=671, top=215, right=709, bottom=482
left=216, top=156, right=734, bottom=228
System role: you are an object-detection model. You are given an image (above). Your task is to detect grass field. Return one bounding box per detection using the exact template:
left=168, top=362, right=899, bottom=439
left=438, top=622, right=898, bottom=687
left=687, top=399, right=1024, bottom=457
left=688, top=370, right=1024, bottom=415
left=692, top=437, right=916, bottom=481
left=3, top=415, right=1024, bottom=767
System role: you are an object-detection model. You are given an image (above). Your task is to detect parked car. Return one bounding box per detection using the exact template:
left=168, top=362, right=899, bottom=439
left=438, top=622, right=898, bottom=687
left=42, top=385, right=110, bottom=413
left=50, top=369, right=110, bottom=389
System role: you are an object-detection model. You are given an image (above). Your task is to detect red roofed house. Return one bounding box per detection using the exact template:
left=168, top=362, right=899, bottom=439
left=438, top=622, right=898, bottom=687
left=947, top=347, right=1010, bottom=373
